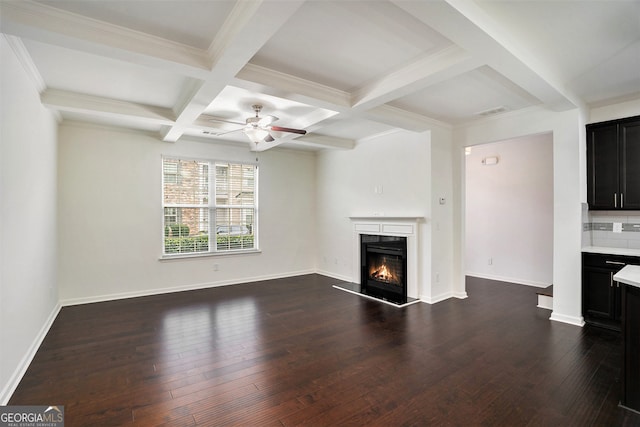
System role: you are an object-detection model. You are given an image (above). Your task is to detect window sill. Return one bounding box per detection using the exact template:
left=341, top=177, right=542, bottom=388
left=159, top=249, right=261, bottom=261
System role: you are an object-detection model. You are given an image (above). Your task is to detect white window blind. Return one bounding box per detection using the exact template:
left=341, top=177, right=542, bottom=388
left=162, top=157, right=257, bottom=256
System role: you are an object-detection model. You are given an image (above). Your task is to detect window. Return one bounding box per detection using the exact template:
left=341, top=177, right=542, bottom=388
left=162, top=157, right=257, bottom=256
left=163, top=161, right=179, bottom=184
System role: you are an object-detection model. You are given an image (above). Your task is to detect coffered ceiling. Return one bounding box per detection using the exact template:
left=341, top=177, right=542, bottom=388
left=1, top=0, right=639, bottom=151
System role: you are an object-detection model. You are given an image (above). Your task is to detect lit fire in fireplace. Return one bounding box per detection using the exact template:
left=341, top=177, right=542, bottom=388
left=369, top=256, right=401, bottom=285
left=372, top=265, right=394, bottom=281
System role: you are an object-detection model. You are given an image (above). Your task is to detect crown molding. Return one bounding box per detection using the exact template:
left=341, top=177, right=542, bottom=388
left=41, top=89, right=176, bottom=124
left=356, top=128, right=405, bottom=144
left=238, top=63, right=352, bottom=110
left=366, top=104, right=452, bottom=132
left=3, top=34, right=46, bottom=93
left=455, top=104, right=549, bottom=130
left=294, top=134, right=356, bottom=150
left=0, top=1, right=209, bottom=74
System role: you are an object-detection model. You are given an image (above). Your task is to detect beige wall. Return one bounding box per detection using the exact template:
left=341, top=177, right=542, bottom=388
left=1, top=37, right=59, bottom=404
left=57, top=123, right=317, bottom=304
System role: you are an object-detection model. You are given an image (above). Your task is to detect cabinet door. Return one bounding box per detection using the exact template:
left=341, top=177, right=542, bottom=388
left=622, top=285, right=640, bottom=411
left=583, top=267, right=616, bottom=320
left=614, top=281, right=623, bottom=321
left=587, top=123, right=619, bottom=209
left=620, top=119, right=640, bottom=209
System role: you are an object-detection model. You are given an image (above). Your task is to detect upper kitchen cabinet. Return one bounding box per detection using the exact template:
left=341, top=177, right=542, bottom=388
left=587, top=116, right=640, bottom=210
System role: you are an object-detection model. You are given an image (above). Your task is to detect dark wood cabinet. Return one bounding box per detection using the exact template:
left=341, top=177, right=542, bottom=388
left=622, top=284, right=640, bottom=412
left=582, top=252, right=640, bottom=330
left=587, top=115, right=640, bottom=210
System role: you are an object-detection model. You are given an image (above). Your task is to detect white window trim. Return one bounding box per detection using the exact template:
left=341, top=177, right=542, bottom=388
left=160, top=156, right=259, bottom=259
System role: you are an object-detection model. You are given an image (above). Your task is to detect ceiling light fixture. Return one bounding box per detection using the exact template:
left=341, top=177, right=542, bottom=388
left=243, top=127, right=269, bottom=144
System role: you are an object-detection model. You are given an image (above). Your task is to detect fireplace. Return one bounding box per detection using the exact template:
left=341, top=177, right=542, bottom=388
left=330, top=216, right=422, bottom=306
left=361, top=234, right=408, bottom=304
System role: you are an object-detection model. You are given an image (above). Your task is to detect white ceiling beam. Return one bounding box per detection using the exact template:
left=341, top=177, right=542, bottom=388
left=2, top=0, right=451, bottom=148
left=251, top=132, right=355, bottom=152
left=161, top=0, right=307, bottom=142
left=41, top=89, right=176, bottom=124
left=392, top=0, right=584, bottom=112
left=365, top=104, right=451, bottom=132
left=236, top=63, right=444, bottom=133
left=236, top=64, right=352, bottom=112
left=292, top=134, right=356, bottom=150
left=351, top=45, right=482, bottom=111
left=0, top=1, right=211, bottom=78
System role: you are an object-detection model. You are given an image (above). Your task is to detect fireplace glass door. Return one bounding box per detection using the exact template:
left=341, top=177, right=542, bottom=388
left=361, top=235, right=408, bottom=304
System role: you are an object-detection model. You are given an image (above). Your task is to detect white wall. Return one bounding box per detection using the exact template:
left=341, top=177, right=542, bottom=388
left=454, top=107, right=584, bottom=326
left=57, top=123, right=317, bottom=303
left=465, top=133, right=553, bottom=287
left=315, top=130, right=435, bottom=299
left=429, top=126, right=459, bottom=301
left=0, top=37, right=59, bottom=404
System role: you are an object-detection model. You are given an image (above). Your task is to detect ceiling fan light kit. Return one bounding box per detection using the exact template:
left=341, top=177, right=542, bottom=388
left=214, top=104, right=307, bottom=146
left=244, top=127, right=270, bottom=143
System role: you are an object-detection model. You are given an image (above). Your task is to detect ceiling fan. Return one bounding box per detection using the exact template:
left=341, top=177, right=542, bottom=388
left=211, top=105, right=306, bottom=144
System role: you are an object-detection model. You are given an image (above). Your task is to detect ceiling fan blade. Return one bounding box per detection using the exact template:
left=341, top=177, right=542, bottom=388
left=270, top=125, right=306, bottom=135
left=258, top=115, right=278, bottom=127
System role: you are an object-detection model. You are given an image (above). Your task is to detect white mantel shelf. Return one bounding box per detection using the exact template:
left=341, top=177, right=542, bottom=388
left=349, top=216, right=424, bottom=238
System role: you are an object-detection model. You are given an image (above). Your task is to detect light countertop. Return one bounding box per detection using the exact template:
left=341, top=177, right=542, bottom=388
left=614, top=265, right=640, bottom=289
left=582, top=246, right=640, bottom=257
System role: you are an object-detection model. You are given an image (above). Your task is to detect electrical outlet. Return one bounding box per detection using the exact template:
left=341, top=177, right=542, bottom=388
left=213, top=263, right=219, bottom=271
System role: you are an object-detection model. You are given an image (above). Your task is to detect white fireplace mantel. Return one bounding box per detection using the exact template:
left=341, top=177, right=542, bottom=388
left=350, top=216, right=425, bottom=301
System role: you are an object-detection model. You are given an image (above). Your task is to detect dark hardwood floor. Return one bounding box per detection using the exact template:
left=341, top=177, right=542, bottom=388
left=9, top=275, right=640, bottom=426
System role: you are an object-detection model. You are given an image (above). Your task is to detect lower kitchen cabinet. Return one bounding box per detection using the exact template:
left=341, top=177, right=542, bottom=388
left=622, top=283, right=640, bottom=412
left=582, top=252, right=640, bottom=331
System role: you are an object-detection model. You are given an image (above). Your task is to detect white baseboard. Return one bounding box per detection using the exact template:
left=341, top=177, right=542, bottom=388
left=60, top=269, right=316, bottom=306
left=314, top=269, right=353, bottom=283
left=466, top=272, right=551, bottom=288
left=550, top=312, right=585, bottom=327
left=537, top=294, right=553, bottom=310
left=453, top=291, right=469, bottom=299
left=421, top=291, right=454, bottom=304
left=0, top=302, right=61, bottom=405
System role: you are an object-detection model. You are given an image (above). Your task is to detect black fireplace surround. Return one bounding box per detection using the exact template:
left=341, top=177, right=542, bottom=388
left=360, top=234, right=408, bottom=304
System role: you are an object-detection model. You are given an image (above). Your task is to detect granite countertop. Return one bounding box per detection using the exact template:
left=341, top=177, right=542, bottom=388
left=614, top=265, right=640, bottom=289
left=582, top=246, right=640, bottom=257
